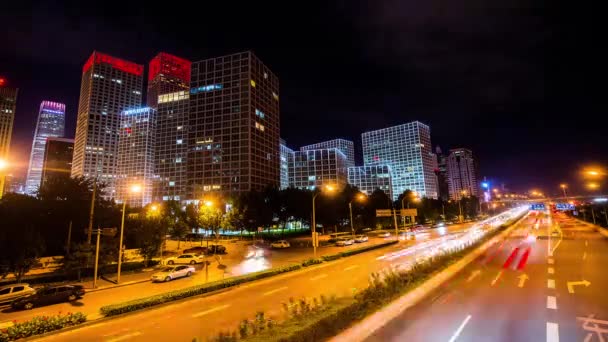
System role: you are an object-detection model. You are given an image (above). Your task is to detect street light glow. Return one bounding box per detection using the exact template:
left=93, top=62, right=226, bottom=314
left=587, top=182, right=600, bottom=190
left=0, top=159, right=8, bottom=171
left=204, top=200, right=214, bottom=207
left=150, top=204, right=158, bottom=211
left=560, top=183, right=567, bottom=189
left=130, top=184, right=142, bottom=193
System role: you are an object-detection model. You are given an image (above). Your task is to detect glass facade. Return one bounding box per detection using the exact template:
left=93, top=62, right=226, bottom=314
left=347, top=164, right=393, bottom=198
left=279, top=139, right=293, bottom=190
left=147, top=52, right=191, bottom=108
left=301, top=139, right=355, bottom=168
left=0, top=83, right=18, bottom=198
left=447, top=148, right=478, bottom=200
left=40, top=138, right=74, bottom=189
left=25, top=101, right=66, bottom=194
left=288, top=148, right=348, bottom=190
left=362, top=121, right=438, bottom=200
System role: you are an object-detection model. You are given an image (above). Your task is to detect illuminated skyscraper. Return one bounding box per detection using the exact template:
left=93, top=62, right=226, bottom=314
left=279, top=138, right=293, bottom=190
left=71, top=51, right=143, bottom=198
left=147, top=52, right=191, bottom=108
left=188, top=51, right=280, bottom=198
left=25, top=101, right=66, bottom=194
left=288, top=148, right=348, bottom=190
left=0, top=77, right=18, bottom=198
left=347, top=164, right=393, bottom=198
left=40, top=138, right=74, bottom=189
left=362, top=121, right=438, bottom=200
left=301, top=139, right=355, bottom=168
left=446, top=148, right=478, bottom=200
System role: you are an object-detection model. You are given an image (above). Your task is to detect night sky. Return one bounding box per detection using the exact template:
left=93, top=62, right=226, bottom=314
left=1, top=1, right=604, bottom=195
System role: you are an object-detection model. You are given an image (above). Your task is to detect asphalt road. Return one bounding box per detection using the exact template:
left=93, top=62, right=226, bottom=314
left=366, top=210, right=608, bottom=342
left=23, top=221, right=484, bottom=342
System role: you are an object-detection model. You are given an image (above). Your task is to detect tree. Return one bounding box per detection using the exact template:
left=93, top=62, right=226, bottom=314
left=133, top=217, right=163, bottom=267
left=199, top=204, right=223, bottom=241
left=222, top=207, right=245, bottom=236
left=62, top=242, right=93, bottom=281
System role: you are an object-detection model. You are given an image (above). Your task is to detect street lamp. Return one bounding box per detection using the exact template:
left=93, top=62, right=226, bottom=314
left=349, top=193, right=366, bottom=238
left=400, top=192, right=420, bottom=227
left=560, top=184, right=568, bottom=198
left=0, top=158, right=8, bottom=200
left=311, top=184, right=335, bottom=257
left=117, top=183, right=142, bottom=283
left=588, top=182, right=600, bottom=190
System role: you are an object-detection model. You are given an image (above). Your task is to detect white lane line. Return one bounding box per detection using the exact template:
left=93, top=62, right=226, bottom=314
left=547, top=322, right=560, bottom=342
left=107, top=332, right=143, bottom=342
left=585, top=240, right=588, bottom=247
left=547, top=296, right=557, bottom=310
left=548, top=279, right=555, bottom=289
left=263, top=286, right=288, bottom=296
left=344, top=265, right=360, bottom=271
left=310, top=274, right=328, bottom=281
left=548, top=258, right=554, bottom=265
left=192, top=304, right=231, bottom=318
left=548, top=267, right=554, bottom=275
left=448, top=314, right=472, bottom=342
left=583, top=252, right=587, bottom=260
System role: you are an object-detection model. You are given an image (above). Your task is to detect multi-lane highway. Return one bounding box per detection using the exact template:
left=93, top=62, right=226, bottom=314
left=366, top=210, right=608, bottom=342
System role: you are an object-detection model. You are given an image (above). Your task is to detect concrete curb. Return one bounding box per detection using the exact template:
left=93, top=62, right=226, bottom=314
left=85, top=278, right=151, bottom=293
left=571, top=217, right=608, bottom=238
left=329, top=215, right=527, bottom=342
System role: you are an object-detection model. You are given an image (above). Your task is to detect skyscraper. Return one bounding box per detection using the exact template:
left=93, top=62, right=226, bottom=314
left=347, top=164, right=393, bottom=198
left=0, top=77, right=18, bottom=198
left=435, top=146, right=449, bottom=201
left=116, top=107, right=156, bottom=207
left=288, top=148, right=348, bottom=190
left=147, top=52, right=191, bottom=108
left=362, top=121, right=438, bottom=200
left=279, top=138, right=294, bottom=190
left=40, top=138, right=74, bottom=189
left=188, top=51, right=280, bottom=198
left=72, top=51, right=143, bottom=198
left=301, top=139, right=355, bottom=168
left=25, top=101, right=66, bottom=194
left=446, top=148, right=478, bottom=200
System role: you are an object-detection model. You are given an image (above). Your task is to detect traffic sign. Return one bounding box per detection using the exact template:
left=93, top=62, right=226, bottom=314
left=102, top=227, right=117, bottom=237
left=400, top=209, right=418, bottom=217
left=376, top=209, right=393, bottom=217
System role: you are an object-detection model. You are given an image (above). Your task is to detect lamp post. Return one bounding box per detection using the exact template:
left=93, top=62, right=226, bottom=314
left=117, top=184, right=142, bottom=284
left=0, top=158, right=8, bottom=200
left=312, top=185, right=335, bottom=257
left=459, top=190, right=467, bottom=223
left=560, top=184, right=568, bottom=198
left=400, top=191, right=419, bottom=227
left=349, top=193, right=366, bottom=239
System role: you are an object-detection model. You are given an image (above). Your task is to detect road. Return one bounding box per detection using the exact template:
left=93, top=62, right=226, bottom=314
left=21, top=218, right=500, bottom=342
left=367, top=210, right=608, bottom=342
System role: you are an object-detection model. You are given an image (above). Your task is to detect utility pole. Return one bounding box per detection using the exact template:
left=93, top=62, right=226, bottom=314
left=349, top=202, right=355, bottom=239
left=592, top=207, right=597, bottom=225
left=117, top=201, right=127, bottom=283
left=93, top=228, right=101, bottom=288
left=392, top=202, right=399, bottom=238
left=66, top=221, right=73, bottom=255
left=87, top=182, right=96, bottom=244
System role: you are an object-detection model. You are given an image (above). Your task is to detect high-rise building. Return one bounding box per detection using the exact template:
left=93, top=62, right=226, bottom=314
left=147, top=52, right=191, bottom=108
left=288, top=148, right=348, bottom=190
left=362, top=121, right=438, bottom=200
left=446, top=148, right=478, bottom=200
left=188, top=51, right=280, bottom=198
left=40, top=138, right=74, bottom=189
left=25, top=101, right=66, bottom=194
left=301, top=139, right=355, bottom=168
left=0, top=77, right=18, bottom=198
left=435, top=146, right=449, bottom=201
left=347, top=164, right=393, bottom=198
left=3, top=173, right=25, bottom=195
left=279, top=138, right=294, bottom=190
left=116, top=107, right=156, bottom=207
left=156, top=90, right=190, bottom=201
left=72, top=51, right=143, bottom=199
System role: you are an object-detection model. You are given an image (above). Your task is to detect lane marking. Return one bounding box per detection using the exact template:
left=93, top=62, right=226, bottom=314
left=546, top=322, right=559, bottom=342
left=583, top=252, right=587, bottom=261
left=491, top=270, right=503, bottom=286
left=310, top=274, right=328, bottom=281
left=344, top=265, right=360, bottom=271
left=548, top=267, right=554, bottom=274
left=550, top=225, right=563, bottom=256
left=107, top=332, right=143, bottom=342
left=466, top=269, right=481, bottom=282
left=517, top=274, right=529, bottom=288
left=448, top=314, right=472, bottom=342
left=585, top=240, right=588, bottom=247
left=192, top=304, right=231, bottom=318
left=548, top=279, right=555, bottom=289
left=263, top=286, right=288, bottom=296
left=548, top=258, right=554, bottom=265
left=547, top=296, right=557, bottom=310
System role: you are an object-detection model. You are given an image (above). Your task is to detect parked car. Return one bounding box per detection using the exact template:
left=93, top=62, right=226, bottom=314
left=151, top=265, right=195, bottom=282
left=0, top=283, right=36, bottom=306
left=11, top=285, right=85, bottom=310
left=354, top=235, right=369, bottom=243
left=336, top=237, right=354, bottom=246
left=183, top=246, right=208, bottom=254
left=207, top=245, right=227, bottom=254
left=378, top=232, right=391, bottom=238
left=271, top=240, right=290, bottom=248
left=164, top=254, right=205, bottom=265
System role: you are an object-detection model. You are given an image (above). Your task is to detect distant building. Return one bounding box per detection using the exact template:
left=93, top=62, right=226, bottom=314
left=116, top=107, right=156, bottom=207
left=72, top=51, right=144, bottom=199
left=40, top=138, right=74, bottom=188
left=347, top=164, right=393, bottom=198
left=301, top=139, right=355, bottom=168
left=3, top=173, right=25, bottom=195
left=279, top=138, right=294, bottom=190
left=446, top=148, right=478, bottom=200
left=0, top=77, right=18, bottom=198
left=288, top=148, right=348, bottom=190
left=362, top=121, right=438, bottom=200
left=435, top=146, right=449, bottom=201
left=147, top=52, right=191, bottom=108
left=25, top=101, right=66, bottom=194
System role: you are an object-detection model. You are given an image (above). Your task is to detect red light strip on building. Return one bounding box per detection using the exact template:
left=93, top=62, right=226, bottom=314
left=82, top=52, right=143, bottom=76
left=148, top=52, right=191, bottom=82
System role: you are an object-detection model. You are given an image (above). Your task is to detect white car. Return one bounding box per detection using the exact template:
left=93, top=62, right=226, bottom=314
left=151, top=265, right=195, bottom=282
left=354, top=235, right=369, bottom=243
left=271, top=240, right=290, bottom=249
left=336, top=238, right=354, bottom=246
left=164, top=254, right=204, bottom=265
left=378, top=232, right=391, bottom=238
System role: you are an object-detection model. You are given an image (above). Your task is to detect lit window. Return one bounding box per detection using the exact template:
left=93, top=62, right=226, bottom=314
left=308, top=175, right=316, bottom=181
left=255, top=109, right=265, bottom=119
left=162, top=196, right=169, bottom=201
left=264, top=72, right=268, bottom=79
left=169, top=181, right=175, bottom=186
left=176, top=139, right=183, bottom=144
left=175, top=158, right=182, bottom=163
left=177, top=126, right=183, bottom=130
left=250, top=80, right=256, bottom=87
left=272, top=92, right=279, bottom=101
left=203, top=185, right=211, bottom=191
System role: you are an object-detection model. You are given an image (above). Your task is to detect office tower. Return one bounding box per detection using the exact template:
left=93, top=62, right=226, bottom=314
left=188, top=51, right=280, bottom=198
left=147, top=52, right=191, bottom=108
left=435, top=146, right=449, bottom=201
left=156, top=90, right=189, bottom=201
left=362, top=121, right=438, bottom=200
left=0, top=78, right=18, bottom=198
left=116, top=107, right=156, bottom=207
left=446, top=148, right=478, bottom=200
left=279, top=138, right=294, bottom=190
left=25, top=101, right=66, bottom=194
left=40, top=138, right=74, bottom=188
left=301, top=139, right=355, bottom=168
left=71, top=51, right=143, bottom=199
left=288, top=148, right=348, bottom=190
left=3, top=173, right=25, bottom=194
left=347, top=164, right=393, bottom=198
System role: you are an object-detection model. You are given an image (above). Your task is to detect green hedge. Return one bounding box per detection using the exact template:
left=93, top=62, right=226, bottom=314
left=301, top=258, right=323, bottom=267
left=100, top=264, right=302, bottom=316
left=0, top=312, right=86, bottom=342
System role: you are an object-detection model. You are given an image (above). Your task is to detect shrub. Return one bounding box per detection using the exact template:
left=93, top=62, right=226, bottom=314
left=321, top=254, right=341, bottom=262
left=0, top=312, right=86, bottom=342
left=301, top=258, right=323, bottom=267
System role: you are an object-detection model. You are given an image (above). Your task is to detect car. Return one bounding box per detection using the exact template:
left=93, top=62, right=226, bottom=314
left=245, top=246, right=267, bottom=258
left=354, top=235, right=368, bottom=243
left=207, top=245, right=227, bottom=254
left=411, top=224, right=426, bottom=231
left=164, top=254, right=205, bottom=265
left=378, top=232, right=391, bottom=238
left=0, top=283, right=36, bottom=306
left=271, top=240, right=290, bottom=248
left=151, top=265, right=195, bottom=282
left=335, top=237, right=354, bottom=246
left=183, top=246, right=208, bottom=254
left=11, top=285, right=85, bottom=310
